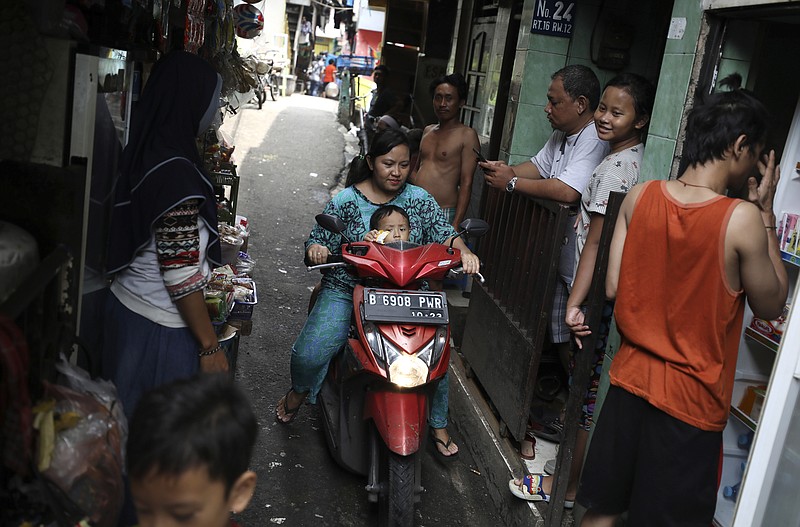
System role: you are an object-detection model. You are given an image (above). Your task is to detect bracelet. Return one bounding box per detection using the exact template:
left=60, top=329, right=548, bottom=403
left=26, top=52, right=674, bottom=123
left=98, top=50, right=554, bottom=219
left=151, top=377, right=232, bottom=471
left=765, top=225, right=777, bottom=230
left=199, top=344, right=223, bottom=357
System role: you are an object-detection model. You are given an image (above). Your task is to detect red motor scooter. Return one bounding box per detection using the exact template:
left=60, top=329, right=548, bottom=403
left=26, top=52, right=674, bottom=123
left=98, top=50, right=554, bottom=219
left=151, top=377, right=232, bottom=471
left=309, top=214, right=488, bottom=527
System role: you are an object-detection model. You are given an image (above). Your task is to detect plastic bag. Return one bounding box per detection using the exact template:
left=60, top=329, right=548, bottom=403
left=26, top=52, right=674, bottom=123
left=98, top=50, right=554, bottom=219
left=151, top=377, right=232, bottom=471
left=32, top=356, right=126, bottom=527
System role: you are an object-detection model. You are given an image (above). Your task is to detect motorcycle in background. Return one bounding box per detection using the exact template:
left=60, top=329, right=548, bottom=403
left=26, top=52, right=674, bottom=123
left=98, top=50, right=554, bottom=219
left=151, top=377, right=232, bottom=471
left=308, top=214, right=489, bottom=527
left=246, top=56, right=280, bottom=109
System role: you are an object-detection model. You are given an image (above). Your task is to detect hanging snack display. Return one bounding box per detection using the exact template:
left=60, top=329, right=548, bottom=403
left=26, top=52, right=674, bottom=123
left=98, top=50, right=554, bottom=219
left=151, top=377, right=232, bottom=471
left=184, top=0, right=206, bottom=53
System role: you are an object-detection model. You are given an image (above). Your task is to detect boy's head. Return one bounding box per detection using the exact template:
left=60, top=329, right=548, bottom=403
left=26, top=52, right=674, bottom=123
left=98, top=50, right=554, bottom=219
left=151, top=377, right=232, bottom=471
left=127, top=373, right=258, bottom=527
left=683, top=73, right=769, bottom=170
left=370, top=205, right=410, bottom=242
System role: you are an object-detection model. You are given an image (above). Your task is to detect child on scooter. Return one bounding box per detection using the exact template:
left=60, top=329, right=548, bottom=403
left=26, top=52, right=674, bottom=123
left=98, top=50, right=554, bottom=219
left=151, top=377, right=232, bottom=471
left=364, top=204, right=411, bottom=243
left=127, top=373, right=258, bottom=527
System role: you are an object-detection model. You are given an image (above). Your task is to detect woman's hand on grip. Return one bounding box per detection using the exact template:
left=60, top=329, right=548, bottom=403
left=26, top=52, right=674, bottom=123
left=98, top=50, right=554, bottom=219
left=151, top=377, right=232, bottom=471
left=306, top=244, right=331, bottom=265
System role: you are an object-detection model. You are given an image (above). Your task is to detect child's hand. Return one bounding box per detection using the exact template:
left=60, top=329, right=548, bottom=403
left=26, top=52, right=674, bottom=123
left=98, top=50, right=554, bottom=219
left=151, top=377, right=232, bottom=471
left=565, top=306, right=591, bottom=349
left=364, top=230, right=390, bottom=243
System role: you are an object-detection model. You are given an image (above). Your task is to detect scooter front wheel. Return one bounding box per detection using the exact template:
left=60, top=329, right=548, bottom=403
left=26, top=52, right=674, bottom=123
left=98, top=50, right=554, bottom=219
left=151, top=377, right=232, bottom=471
left=377, top=447, right=415, bottom=527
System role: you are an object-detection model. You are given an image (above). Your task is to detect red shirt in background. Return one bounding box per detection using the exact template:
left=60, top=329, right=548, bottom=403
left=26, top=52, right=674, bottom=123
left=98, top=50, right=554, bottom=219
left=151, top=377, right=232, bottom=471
left=323, top=64, right=336, bottom=83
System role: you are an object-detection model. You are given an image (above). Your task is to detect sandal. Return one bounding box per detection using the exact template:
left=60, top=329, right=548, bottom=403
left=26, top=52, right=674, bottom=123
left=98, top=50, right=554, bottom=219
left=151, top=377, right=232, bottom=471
left=508, top=474, right=574, bottom=508
left=520, top=429, right=536, bottom=460
left=530, top=417, right=564, bottom=443
left=275, top=389, right=303, bottom=424
left=429, top=428, right=459, bottom=460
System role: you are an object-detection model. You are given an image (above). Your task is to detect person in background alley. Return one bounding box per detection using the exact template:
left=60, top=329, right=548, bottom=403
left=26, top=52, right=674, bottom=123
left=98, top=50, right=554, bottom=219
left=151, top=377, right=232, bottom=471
left=480, top=65, right=609, bottom=450
left=322, top=58, right=337, bottom=96
left=307, top=54, right=323, bottom=97
left=367, top=65, right=400, bottom=121
left=412, top=73, right=480, bottom=229
left=577, top=75, right=789, bottom=526
left=509, top=72, right=656, bottom=506
left=102, top=51, right=228, bottom=425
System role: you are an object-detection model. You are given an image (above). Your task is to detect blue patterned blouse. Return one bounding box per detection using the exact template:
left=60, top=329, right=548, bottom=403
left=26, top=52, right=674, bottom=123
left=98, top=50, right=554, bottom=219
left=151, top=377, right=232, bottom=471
left=306, top=183, right=456, bottom=292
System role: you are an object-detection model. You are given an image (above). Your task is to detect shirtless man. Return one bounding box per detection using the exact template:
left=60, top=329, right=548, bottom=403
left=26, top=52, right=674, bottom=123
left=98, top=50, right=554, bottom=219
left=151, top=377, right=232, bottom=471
left=412, top=73, right=480, bottom=228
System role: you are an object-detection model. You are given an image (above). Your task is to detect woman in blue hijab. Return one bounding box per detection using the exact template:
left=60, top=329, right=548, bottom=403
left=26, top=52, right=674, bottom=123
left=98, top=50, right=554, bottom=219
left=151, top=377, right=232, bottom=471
left=102, top=51, right=226, bottom=418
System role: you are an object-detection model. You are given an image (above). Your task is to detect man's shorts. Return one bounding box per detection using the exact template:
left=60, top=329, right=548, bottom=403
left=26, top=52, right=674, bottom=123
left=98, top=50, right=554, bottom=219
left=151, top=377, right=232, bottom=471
left=549, top=219, right=577, bottom=344
left=441, top=207, right=456, bottom=224
left=576, top=385, right=721, bottom=526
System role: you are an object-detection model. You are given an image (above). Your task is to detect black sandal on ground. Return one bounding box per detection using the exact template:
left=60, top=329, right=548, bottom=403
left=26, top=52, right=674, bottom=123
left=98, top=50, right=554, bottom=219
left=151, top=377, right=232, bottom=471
left=275, top=389, right=303, bottom=424
left=429, top=428, right=459, bottom=460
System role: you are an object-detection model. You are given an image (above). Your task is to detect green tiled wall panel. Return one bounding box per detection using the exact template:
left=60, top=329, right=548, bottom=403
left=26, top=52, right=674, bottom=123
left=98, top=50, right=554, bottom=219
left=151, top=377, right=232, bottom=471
left=508, top=102, right=551, bottom=157
left=519, top=51, right=569, bottom=106
left=640, top=135, right=677, bottom=182
left=663, top=0, right=704, bottom=55
left=648, top=53, right=696, bottom=140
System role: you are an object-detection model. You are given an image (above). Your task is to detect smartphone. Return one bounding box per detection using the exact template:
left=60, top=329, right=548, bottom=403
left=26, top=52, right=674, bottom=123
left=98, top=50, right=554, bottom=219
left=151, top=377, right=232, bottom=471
left=472, top=147, right=488, bottom=163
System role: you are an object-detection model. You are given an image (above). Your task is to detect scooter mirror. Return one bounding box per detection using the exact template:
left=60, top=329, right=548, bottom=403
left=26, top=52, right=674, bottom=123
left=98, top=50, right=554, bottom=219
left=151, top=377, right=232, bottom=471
left=316, top=213, right=347, bottom=234
left=458, top=218, right=490, bottom=238
left=448, top=218, right=490, bottom=253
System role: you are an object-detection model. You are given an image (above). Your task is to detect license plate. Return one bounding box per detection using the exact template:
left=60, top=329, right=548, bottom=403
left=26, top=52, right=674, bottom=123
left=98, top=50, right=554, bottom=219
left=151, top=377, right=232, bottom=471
left=363, top=288, right=449, bottom=324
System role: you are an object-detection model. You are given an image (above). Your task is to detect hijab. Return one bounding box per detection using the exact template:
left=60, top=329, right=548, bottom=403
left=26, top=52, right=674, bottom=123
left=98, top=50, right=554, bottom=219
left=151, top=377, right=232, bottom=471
left=107, top=51, right=223, bottom=274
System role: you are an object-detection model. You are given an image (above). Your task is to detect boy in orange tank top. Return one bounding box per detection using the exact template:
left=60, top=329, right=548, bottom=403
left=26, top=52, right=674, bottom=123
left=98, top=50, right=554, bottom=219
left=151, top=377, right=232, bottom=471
left=577, top=76, right=789, bottom=526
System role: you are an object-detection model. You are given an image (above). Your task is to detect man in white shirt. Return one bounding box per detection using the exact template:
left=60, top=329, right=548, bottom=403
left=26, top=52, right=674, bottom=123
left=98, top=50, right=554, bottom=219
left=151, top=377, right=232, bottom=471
left=481, top=64, right=609, bottom=401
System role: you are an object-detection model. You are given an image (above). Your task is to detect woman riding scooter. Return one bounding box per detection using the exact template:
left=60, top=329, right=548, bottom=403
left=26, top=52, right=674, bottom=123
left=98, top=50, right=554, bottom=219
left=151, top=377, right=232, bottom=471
left=275, top=128, right=479, bottom=458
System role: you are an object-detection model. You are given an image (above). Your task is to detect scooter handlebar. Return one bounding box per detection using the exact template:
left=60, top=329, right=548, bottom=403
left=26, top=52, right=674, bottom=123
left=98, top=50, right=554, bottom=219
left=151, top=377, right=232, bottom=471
left=306, top=254, right=346, bottom=272
left=447, top=266, right=485, bottom=284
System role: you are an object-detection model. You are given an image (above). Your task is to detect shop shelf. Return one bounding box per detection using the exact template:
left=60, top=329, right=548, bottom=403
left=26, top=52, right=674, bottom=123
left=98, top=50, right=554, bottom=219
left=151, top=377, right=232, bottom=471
left=730, top=405, right=758, bottom=432
left=781, top=250, right=800, bottom=268
left=744, top=326, right=780, bottom=353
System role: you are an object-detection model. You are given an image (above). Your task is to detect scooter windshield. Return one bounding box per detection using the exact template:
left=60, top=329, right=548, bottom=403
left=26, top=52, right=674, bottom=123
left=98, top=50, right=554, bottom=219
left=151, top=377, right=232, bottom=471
left=383, top=241, right=421, bottom=250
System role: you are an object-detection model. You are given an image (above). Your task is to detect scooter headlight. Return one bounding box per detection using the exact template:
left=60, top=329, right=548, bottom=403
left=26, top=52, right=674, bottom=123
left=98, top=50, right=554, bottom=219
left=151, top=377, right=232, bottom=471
left=388, top=354, right=429, bottom=388
left=384, top=339, right=429, bottom=388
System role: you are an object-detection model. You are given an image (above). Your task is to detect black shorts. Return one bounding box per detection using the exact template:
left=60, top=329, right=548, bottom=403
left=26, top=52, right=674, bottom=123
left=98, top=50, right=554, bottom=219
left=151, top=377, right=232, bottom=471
left=576, top=385, right=722, bottom=526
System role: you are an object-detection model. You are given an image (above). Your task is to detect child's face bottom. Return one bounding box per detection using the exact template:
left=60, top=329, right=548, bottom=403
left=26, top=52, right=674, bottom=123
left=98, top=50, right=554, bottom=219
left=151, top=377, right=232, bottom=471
left=377, top=211, right=410, bottom=242
left=132, top=466, right=253, bottom=527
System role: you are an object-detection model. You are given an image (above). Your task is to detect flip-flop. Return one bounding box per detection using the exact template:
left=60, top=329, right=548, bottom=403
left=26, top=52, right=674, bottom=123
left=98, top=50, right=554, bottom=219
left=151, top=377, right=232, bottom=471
left=520, top=430, right=536, bottom=460
left=530, top=417, right=564, bottom=443
left=508, top=474, right=574, bottom=508
left=275, top=389, right=302, bottom=424
left=429, top=428, right=459, bottom=460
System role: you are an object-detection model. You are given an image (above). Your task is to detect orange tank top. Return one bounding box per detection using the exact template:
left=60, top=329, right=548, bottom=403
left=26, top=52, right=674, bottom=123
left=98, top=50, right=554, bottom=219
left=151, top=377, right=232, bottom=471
left=610, top=181, right=745, bottom=431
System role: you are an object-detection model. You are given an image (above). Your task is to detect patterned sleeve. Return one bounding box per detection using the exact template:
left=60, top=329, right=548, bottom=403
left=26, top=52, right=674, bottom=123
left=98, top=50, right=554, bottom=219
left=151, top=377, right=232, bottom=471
left=587, top=153, right=641, bottom=216
left=155, top=199, right=208, bottom=299
left=304, top=188, right=367, bottom=255
left=305, top=197, right=342, bottom=253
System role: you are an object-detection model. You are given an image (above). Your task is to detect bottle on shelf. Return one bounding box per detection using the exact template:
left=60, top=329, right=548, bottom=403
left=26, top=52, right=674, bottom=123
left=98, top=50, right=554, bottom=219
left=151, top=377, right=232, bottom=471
left=723, top=481, right=740, bottom=501
left=737, top=431, right=754, bottom=450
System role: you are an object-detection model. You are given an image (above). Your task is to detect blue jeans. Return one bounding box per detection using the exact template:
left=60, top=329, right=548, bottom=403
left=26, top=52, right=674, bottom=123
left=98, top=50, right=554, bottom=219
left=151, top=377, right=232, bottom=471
left=291, top=285, right=449, bottom=428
